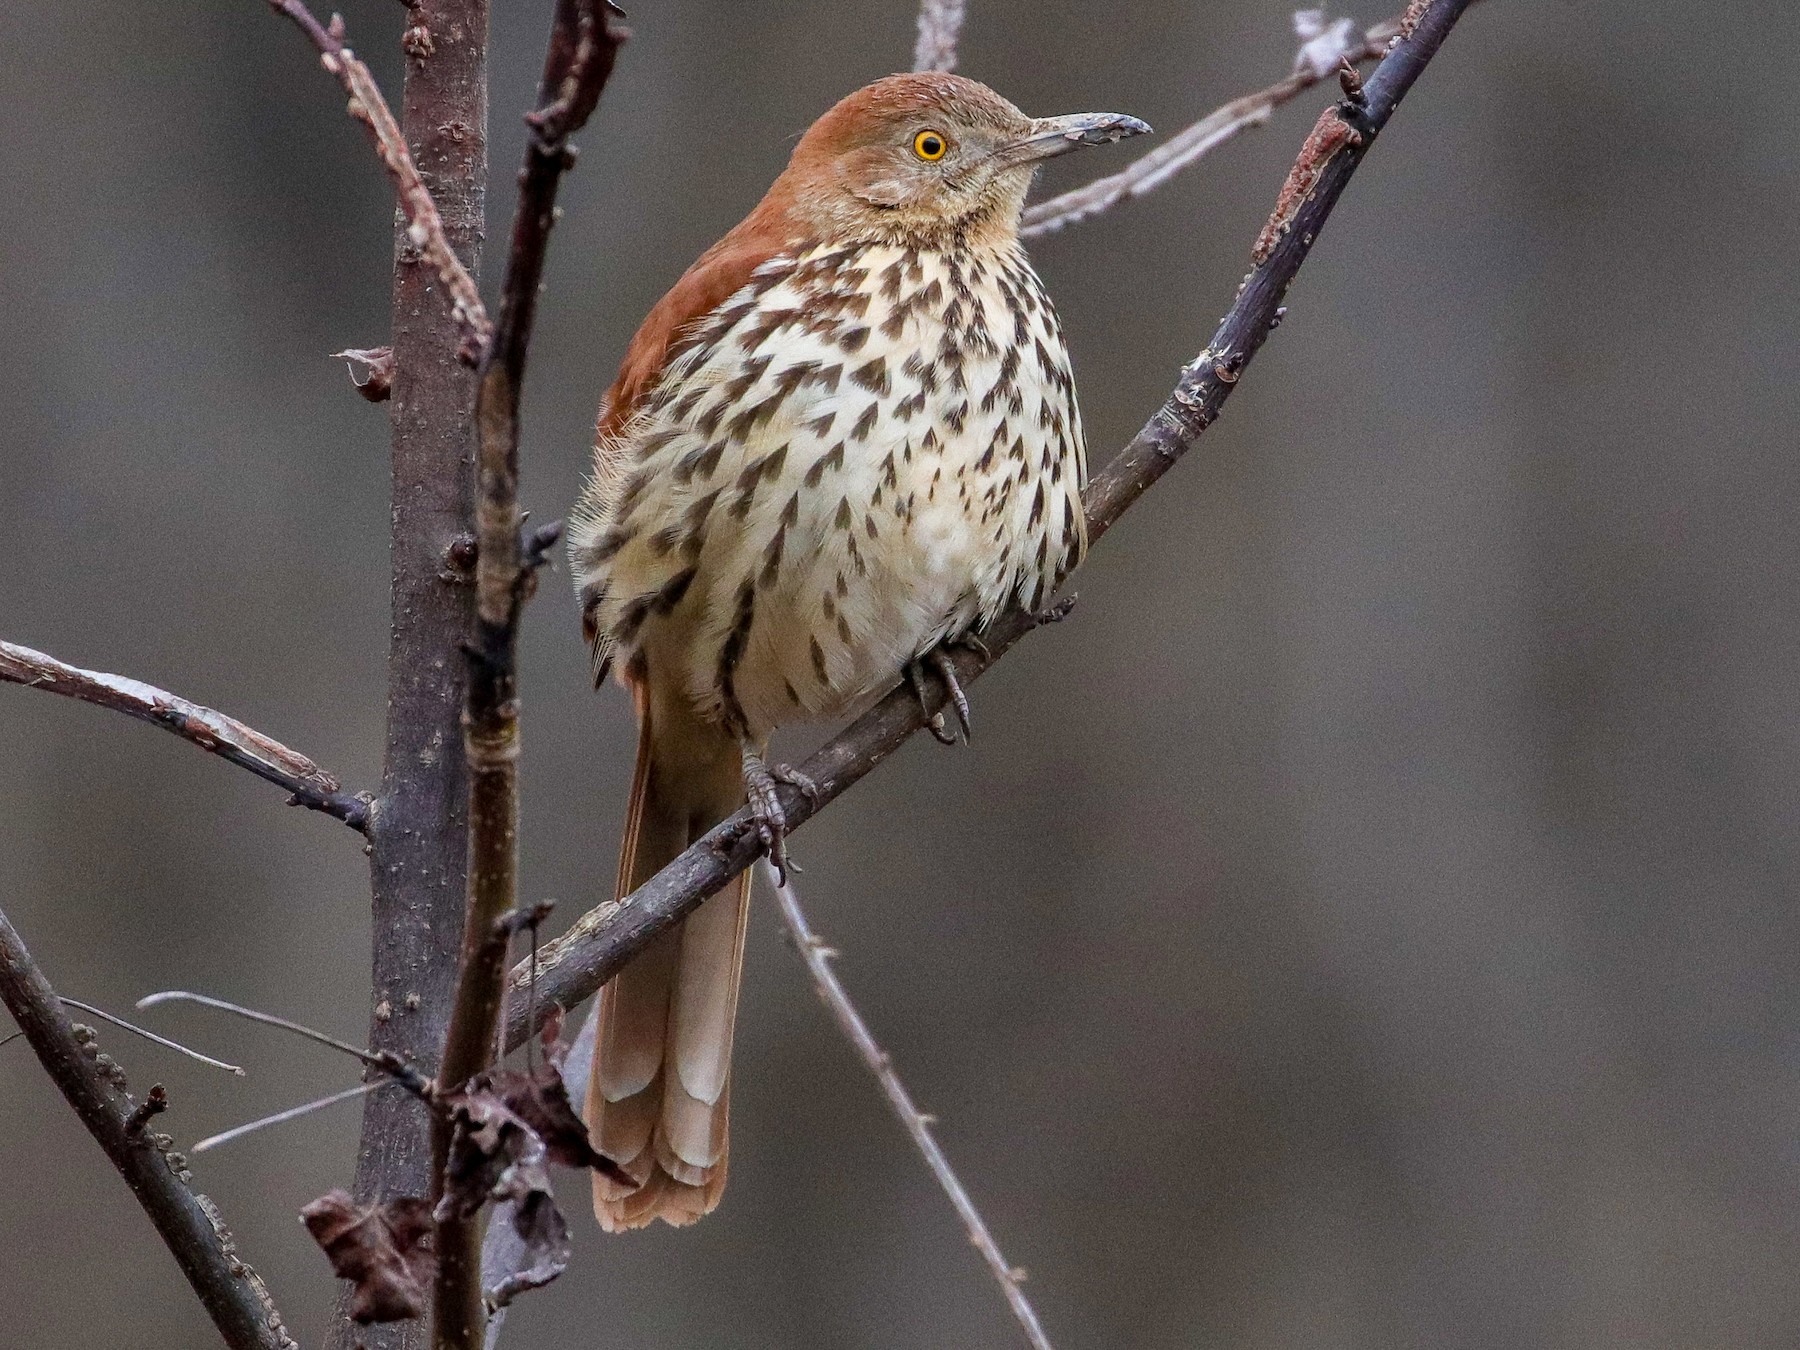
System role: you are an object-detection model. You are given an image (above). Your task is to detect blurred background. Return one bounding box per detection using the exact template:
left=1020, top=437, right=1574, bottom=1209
left=4, top=1, right=1798, bottom=1346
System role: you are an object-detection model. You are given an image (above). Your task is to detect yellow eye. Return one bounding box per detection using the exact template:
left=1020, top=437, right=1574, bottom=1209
left=912, top=130, right=948, bottom=161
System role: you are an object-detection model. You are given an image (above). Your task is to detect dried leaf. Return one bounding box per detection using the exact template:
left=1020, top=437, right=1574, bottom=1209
left=439, top=1081, right=570, bottom=1308
left=486, top=1189, right=572, bottom=1311
left=438, top=1086, right=537, bottom=1221
left=500, top=1060, right=629, bottom=1177
left=538, top=1005, right=566, bottom=1062
left=300, top=1189, right=434, bottom=1324
left=482, top=1003, right=601, bottom=1338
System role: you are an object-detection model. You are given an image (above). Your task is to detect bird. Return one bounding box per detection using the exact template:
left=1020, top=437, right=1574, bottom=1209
left=568, top=71, right=1148, bottom=1231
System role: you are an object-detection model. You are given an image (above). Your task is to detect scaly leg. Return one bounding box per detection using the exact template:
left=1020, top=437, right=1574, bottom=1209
left=927, top=647, right=972, bottom=743
left=906, top=660, right=958, bottom=745
left=740, top=743, right=817, bottom=884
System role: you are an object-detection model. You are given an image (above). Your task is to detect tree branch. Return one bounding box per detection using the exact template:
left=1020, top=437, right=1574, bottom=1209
left=0, top=639, right=370, bottom=830
left=435, top=5, right=626, bottom=1346
left=912, top=0, right=967, bottom=73
left=321, top=0, right=492, bottom=1345
left=1020, top=7, right=1401, bottom=239
left=0, top=906, right=295, bottom=1350
left=267, top=0, right=493, bottom=361
left=766, top=863, right=1052, bottom=1349
left=501, top=0, right=1480, bottom=1051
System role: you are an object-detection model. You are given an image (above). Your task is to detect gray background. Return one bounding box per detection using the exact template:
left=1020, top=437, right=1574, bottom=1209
left=4, top=1, right=1798, bottom=1346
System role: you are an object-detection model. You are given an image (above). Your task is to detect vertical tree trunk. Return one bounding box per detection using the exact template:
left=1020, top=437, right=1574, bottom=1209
left=330, top=5, right=489, bottom=1349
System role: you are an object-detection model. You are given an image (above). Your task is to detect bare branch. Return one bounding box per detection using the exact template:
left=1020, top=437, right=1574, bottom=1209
left=267, top=0, right=493, bottom=361
left=0, top=906, right=296, bottom=1350
left=766, top=863, right=1051, bottom=1348
left=194, top=1081, right=389, bottom=1155
left=59, top=997, right=245, bottom=1076
left=912, top=0, right=967, bottom=73
left=501, top=0, right=1481, bottom=1050
left=436, top=5, right=627, bottom=1344
left=137, top=989, right=432, bottom=1094
left=1020, top=9, right=1401, bottom=239
left=0, top=639, right=371, bottom=830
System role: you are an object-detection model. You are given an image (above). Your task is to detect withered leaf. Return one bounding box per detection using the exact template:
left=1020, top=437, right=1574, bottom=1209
left=300, top=1188, right=434, bottom=1324
left=440, top=1080, right=571, bottom=1307
left=496, top=1059, right=631, bottom=1178
left=438, top=1085, right=539, bottom=1221
left=442, top=1056, right=636, bottom=1311
left=445, top=1061, right=633, bottom=1195
left=486, top=1188, right=572, bottom=1311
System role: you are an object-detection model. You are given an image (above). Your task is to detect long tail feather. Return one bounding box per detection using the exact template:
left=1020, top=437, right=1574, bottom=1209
left=587, top=676, right=749, bottom=1231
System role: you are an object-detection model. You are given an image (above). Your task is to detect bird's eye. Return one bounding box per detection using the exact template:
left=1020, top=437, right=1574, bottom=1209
left=912, top=130, right=948, bottom=161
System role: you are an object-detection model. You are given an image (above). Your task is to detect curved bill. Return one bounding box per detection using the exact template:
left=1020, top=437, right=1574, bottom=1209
left=1001, top=111, right=1153, bottom=166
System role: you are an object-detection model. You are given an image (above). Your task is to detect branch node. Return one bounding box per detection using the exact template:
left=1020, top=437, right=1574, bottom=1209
left=443, top=533, right=479, bottom=584
left=127, top=1084, right=170, bottom=1134
left=333, top=345, right=395, bottom=402
left=401, top=23, right=435, bottom=60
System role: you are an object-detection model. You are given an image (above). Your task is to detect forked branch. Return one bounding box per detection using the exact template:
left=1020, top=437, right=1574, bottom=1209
left=0, top=640, right=369, bottom=830
left=1021, top=7, right=1403, bottom=239
left=501, top=0, right=1481, bottom=1050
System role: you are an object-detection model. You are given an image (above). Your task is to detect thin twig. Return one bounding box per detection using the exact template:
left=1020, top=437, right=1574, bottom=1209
left=266, top=0, right=492, bottom=361
left=500, top=0, right=1480, bottom=1050
left=193, top=1081, right=388, bottom=1154
left=60, top=997, right=245, bottom=1076
left=137, top=990, right=432, bottom=1096
left=913, top=0, right=967, bottom=73
left=0, top=906, right=296, bottom=1350
left=0, top=639, right=371, bottom=830
left=436, top=6, right=627, bottom=1346
left=1020, top=9, right=1401, bottom=239
left=765, top=863, right=1051, bottom=1349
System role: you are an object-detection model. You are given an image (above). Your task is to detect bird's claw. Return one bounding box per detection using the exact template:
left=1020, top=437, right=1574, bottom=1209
left=771, top=762, right=821, bottom=804
left=742, top=749, right=812, bottom=883
left=907, top=660, right=959, bottom=745
left=927, top=648, right=972, bottom=743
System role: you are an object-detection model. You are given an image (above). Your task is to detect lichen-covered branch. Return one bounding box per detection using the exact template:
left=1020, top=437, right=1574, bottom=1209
left=0, top=906, right=295, bottom=1350
left=501, top=0, right=1481, bottom=1051
left=912, top=0, right=967, bottom=73
left=0, top=639, right=369, bottom=830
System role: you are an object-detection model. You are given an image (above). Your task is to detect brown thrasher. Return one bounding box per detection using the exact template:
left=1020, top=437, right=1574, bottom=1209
left=568, top=73, right=1147, bottom=1230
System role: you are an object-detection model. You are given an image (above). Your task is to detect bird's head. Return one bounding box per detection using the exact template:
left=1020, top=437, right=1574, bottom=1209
left=775, top=73, right=1149, bottom=248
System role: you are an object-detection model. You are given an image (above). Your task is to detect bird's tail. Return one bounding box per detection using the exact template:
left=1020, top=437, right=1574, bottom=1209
left=587, top=676, right=749, bottom=1230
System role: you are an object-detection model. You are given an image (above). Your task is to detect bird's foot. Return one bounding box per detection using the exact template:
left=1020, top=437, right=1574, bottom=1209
left=928, top=648, right=973, bottom=742
left=741, top=747, right=816, bottom=883
left=906, top=660, right=958, bottom=745
left=905, top=642, right=975, bottom=745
